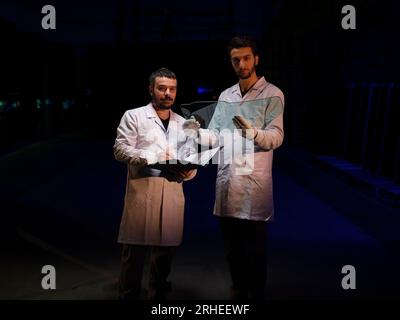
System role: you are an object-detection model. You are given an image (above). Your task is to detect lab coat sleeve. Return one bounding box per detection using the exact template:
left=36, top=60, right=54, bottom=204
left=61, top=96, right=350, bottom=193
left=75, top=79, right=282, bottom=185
left=113, top=111, right=153, bottom=165
left=197, top=100, right=223, bottom=147
left=253, top=94, right=285, bottom=150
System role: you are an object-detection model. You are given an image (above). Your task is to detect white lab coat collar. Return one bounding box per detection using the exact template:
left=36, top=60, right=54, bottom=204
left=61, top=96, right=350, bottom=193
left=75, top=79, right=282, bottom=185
left=144, top=102, right=179, bottom=132
left=230, top=76, right=268, bottom=99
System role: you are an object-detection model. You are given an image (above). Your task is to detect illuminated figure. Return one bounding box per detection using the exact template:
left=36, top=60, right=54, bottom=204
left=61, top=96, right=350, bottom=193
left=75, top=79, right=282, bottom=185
left=114, top=68, right=196, bottom=300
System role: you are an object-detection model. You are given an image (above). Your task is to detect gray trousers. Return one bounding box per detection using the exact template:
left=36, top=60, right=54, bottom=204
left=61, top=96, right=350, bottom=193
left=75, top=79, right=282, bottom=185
left=119, top=244, right=174, bottom=300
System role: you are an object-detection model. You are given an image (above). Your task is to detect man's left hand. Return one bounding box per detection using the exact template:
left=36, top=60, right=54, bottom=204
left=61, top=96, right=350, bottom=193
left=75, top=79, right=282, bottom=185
left=164, top=167, right=195, bottom=183
left=232, top=115, right=258, bottom=140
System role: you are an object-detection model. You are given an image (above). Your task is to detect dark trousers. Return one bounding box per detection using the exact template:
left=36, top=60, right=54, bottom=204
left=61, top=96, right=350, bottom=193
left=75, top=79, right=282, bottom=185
left=219, top=217, right=268, bottom=300
left=119, top=244, right=174, bottom=300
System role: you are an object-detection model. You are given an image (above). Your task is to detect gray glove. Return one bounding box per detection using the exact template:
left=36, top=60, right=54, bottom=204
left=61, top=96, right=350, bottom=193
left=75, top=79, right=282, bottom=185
left=183, top=116, right=201, bottom=138
left=232, top=115, right=257, bottom=140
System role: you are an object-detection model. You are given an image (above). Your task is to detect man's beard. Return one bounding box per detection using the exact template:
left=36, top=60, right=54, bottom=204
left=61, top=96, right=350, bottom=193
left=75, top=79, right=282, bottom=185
left=237, top=63, right=256, bottom=79
left=153, top=98, right=174, bottom=109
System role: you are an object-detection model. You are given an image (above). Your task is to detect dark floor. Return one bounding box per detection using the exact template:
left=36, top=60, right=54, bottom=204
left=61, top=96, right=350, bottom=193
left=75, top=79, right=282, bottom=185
left=1, top=134, right=400, bottom=300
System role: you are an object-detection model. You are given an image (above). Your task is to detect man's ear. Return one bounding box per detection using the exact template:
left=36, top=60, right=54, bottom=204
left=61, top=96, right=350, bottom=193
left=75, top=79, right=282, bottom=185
left=255, top=55, right=259, bottom=66
left=149, top=85, right=153, bottom=96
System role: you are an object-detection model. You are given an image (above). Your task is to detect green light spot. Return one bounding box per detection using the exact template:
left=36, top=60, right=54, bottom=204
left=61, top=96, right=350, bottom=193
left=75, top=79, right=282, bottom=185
left=36, top=99, right=42, bottom=109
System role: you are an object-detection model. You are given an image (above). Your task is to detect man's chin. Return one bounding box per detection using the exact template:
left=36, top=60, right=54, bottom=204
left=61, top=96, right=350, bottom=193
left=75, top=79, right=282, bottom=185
left=238, top=73, right=251, bottom=80
left=158, top=103, right=173, bottom=109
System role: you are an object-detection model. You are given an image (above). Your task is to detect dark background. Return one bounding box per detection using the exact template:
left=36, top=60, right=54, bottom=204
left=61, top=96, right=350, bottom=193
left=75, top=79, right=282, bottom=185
left=1, top=0, right=400, bottom=301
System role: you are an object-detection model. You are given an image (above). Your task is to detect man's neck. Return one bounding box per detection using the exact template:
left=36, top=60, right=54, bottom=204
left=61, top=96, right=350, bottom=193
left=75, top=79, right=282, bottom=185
left=152, top=103, right=171, bottom=120
left=239, top=73, right=259, bottom=94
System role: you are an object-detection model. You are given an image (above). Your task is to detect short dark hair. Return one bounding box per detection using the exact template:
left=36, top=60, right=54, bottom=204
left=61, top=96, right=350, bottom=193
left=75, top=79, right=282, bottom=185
left=149, top=67, right=177, bottom=87
left=227, top=36, right=258, bottom=56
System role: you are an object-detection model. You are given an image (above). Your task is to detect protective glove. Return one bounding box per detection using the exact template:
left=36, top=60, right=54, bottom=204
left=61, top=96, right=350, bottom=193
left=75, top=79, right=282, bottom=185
left=182, top=116, right=201, bottom=138
left=232, top=115, right=258, bottom=140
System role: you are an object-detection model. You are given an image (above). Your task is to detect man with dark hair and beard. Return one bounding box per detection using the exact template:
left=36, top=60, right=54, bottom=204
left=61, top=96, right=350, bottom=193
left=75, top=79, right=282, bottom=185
left=218, top=36, right=285, bottom=300
left=114, top=67, right=196, bottom=300
left=185, top=36, right=285, bottom=299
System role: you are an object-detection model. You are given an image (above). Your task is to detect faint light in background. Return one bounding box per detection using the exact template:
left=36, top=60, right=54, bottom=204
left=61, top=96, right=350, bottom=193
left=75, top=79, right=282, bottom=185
left=0, top=101, right=20, bottom=112
left=197, top=86, right=213, bottom=95
left=36, top=99, right=42, bottom=109
left=62, top=99, right=71, bottom=110
left=12, top=101, right=21, bottom=108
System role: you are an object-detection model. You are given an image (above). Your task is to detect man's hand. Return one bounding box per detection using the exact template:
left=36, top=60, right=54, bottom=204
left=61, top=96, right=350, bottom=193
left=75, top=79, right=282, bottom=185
left=164, top=167, right=195, bottom=183
left=130, top=157, right=148, bottom=166
left=183, top=116, right=201, bottom=138
left=232, top=115, right=258, bottom=140
left=178, top=168, right=196, bottom=180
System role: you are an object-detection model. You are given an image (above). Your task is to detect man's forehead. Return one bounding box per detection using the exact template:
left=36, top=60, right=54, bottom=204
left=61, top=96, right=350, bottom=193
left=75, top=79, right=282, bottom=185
left=155, top=77, right=177, bottom=86
left=230, top=47, right=253, bottom=58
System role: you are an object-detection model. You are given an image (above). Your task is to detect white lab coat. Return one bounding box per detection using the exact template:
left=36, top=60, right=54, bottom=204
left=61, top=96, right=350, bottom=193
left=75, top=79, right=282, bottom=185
left=114, top=103, right=196, bottom=246
left=206, top=77, right=284, bottom=221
